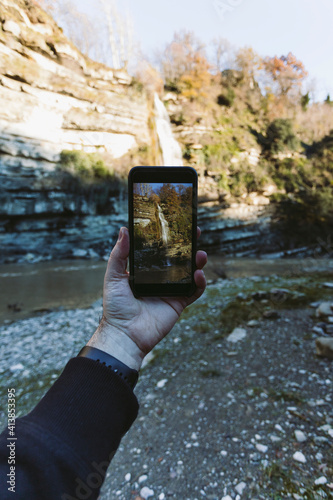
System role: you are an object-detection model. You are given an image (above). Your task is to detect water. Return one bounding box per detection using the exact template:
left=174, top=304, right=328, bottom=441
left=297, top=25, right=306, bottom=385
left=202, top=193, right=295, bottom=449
left=154, top=93, right=183, bottom=166
left=1, top=257, right=333, bottom=325
left=157, top=204, right=172, bottom=267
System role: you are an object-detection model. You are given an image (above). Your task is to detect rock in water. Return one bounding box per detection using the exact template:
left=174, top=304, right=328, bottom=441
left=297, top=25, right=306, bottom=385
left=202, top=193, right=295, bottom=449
left=315, top=337, right=333, bottom=360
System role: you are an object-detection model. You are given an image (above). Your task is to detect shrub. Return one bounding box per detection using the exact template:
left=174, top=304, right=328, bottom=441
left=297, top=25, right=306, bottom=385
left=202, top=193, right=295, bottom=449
left=217, top=87, right=235, bottom=107
left=59, top=150, right=114, bottom=180
left=261, top=119, right=300, bottom=155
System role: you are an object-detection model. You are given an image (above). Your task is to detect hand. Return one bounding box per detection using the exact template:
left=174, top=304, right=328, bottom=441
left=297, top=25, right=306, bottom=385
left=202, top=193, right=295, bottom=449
left=87, top=227, right=207, bottom=370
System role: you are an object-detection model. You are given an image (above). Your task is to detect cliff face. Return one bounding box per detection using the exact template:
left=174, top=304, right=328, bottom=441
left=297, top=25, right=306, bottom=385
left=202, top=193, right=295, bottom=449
left=0, top=0, right=151, bottom=263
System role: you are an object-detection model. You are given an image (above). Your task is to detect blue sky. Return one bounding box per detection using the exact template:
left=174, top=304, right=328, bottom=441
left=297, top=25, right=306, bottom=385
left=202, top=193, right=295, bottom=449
left=78, top=0, right=332, bottom=101
left=135, top=183, right=192, bottom=194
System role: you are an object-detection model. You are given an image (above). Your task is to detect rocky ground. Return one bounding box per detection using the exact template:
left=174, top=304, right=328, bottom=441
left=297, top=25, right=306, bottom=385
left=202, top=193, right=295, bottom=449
left=0, top=274, right=333, bottom=500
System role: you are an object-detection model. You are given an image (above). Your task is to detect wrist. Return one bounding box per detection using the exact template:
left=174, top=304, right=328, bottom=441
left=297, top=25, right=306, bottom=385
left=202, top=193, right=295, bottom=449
left=86, top=316, right=144, bottom=371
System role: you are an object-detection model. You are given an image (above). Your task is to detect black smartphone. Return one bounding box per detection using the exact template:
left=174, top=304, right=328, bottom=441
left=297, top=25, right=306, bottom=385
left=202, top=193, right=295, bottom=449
left=128, top=166, right=198, bottom=297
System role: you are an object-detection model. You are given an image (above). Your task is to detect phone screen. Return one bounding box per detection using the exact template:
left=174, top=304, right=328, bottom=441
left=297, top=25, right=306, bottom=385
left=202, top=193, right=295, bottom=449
left=133, top=182, right=193, bottom=284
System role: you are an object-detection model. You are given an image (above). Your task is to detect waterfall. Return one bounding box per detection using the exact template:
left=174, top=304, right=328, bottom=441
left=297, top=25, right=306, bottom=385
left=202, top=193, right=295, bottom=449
left=158, top=204, right=169, bottom=244
left=154, top=93, right=183, bottom=166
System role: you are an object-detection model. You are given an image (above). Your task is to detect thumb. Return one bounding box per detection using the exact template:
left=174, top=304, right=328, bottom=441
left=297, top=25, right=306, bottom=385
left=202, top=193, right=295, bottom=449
left=105, top=227, right=130, bottom=281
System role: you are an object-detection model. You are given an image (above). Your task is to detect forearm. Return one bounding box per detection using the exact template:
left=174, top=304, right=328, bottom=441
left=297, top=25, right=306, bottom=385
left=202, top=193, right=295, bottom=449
left=0, top=356, right=139, bottom=500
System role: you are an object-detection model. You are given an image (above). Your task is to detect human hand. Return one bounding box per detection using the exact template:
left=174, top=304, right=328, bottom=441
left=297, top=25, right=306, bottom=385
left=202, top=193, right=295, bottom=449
left=87, top=227, right=207, bottom=370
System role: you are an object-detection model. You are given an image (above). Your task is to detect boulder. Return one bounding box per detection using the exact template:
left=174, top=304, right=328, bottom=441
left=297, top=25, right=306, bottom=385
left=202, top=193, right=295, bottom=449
left=316, top=337, right=333, bottom=360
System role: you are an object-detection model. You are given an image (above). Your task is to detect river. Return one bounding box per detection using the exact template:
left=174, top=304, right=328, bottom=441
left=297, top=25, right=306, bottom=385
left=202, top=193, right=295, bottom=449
left=1, top=256, right=333, bottom=325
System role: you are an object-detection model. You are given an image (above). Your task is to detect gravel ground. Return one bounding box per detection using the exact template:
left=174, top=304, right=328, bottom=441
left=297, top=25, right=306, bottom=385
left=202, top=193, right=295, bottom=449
left=0, top=276, right=332, bottom=500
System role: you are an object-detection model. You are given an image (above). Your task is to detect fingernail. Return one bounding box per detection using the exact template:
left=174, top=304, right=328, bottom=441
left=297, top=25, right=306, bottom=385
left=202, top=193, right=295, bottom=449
left=118, top=228, right=124, bottom=242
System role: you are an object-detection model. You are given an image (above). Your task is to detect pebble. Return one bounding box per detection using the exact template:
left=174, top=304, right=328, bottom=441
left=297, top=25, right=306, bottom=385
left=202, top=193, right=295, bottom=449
left=247, top=320, right=259, bottom=327
left=294, top=430, right=307, bottom=442
left=10, top=363, right=24, bottom=371
left=314, top=476, right=327, bottom=485
left=140, top=486, right=154, bottom=499
left=316, top=452, right=323, bottom=461
left=226, top=327, right=247, bottom=343
left=270, top=435, right=281, bottom=442
left=125, top=473, right=131, bottom=482
left=235, top=482, right=246, bottom=495
left=325, top=324, right=333, bottom=334
left=156, top=379, right=168, bottom=388
left=293, top=451, right=306, bottom=463
left=275, top=424, right=284, bottom=432
left=158, top=494, right=165, bottom=500
left=221, top=496, right=233, bottom=500
left=220, top=450, right=228, bottom=456
left=138, top=475, right=148, bottom=483
left=255, top=443, right=268, bottom=453
left=312, top=326, right=325, bottom=335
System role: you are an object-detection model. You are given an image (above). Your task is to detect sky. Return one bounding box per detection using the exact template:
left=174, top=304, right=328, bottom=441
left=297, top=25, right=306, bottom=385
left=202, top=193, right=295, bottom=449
left=77, top=0, right=333, bottom=101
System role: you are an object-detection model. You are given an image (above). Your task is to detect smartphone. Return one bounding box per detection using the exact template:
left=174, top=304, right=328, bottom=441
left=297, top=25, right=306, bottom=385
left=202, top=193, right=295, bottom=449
left=128, top=166, right=198, bottom=297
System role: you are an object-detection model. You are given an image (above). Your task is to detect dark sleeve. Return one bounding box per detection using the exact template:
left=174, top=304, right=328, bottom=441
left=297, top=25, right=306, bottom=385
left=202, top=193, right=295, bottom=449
left=0, top=356, right=139, bottom=500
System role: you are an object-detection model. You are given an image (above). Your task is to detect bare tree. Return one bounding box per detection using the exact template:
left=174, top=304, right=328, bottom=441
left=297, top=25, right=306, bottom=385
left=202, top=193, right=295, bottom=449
left=211, top=37, right=233, bottom=73
left=37, top=0, right=134, bottom=69
left=99, top=0, right=134, bottom=69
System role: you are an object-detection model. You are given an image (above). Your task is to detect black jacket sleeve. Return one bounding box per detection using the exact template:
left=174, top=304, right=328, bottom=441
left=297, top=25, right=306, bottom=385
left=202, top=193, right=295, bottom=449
left=0, top=356, right=139, bottom=500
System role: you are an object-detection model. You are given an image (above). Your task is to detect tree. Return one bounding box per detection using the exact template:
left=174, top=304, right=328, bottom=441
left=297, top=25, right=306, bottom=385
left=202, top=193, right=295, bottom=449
left=134, top=183, right=152, bottom=197
left=235, top=46, right=262, bottom=86
left=158, top=184, right=179, bottom=207
left=37, top=0, right=134, bottom=69
left=156, top=31, right=211, bottom=99
left=262, top=119, right=300, bottom=155
left=263, top=52, right=308, bottom=98
left=211, top=37, right=233, bottom=73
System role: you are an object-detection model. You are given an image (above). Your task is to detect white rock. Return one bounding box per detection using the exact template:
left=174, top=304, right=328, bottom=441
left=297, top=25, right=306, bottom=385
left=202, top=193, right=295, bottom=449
left=159, top=494, right=165, bottom=500
left=247, top=320, right=259, bottom=327
left=156, top=379, right=168, bottom=388
left=72, top=248, right=88, bottom=257
left=315, top=476, right=327, bottom=485
left=138, top=474, right=148, bottom=483
left=226, top=327, right=247, bottom=343
left=3, top=20, right=21, bottom=37
left=295, top=430, right=307, bottom=443
left=275, top=424, right=284, bottom=432
left=323, top=282, right=333, bottom=288
left=293, top=451, right=306, bottom=463
left=328, top=316, right=333, bottom=323
left=316, top=452, right=323, bottom=461
left=316, top=302, right=333, bottom=317
left=140, top=486, right=154, bottom=499
left=221, top=496, right=233, bottom=500
left=191, top=432, right=198, bottom=440
left=316, top=337, right=333, bottom=360
left=256, top=443, right=268, bottom=453
left=270, top=435, right=281, bottom=442
left=235, top=482, right=246, bottom=495
left=125, top=473, right=131, bottom=482
left=10, top=363, right=24, bottom=372
left=220, top=450, right=228, bottom=456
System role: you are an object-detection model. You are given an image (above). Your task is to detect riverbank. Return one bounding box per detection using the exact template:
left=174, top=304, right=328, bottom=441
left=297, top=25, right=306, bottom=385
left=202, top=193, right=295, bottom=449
left=1, top=270, right=333, bottom=498
left=2, top=257, right=333, bottom=326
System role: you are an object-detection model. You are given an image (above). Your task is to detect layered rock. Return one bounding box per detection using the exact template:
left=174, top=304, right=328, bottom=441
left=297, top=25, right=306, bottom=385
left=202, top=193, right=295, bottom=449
left=0, top=0, right=150, bottom=262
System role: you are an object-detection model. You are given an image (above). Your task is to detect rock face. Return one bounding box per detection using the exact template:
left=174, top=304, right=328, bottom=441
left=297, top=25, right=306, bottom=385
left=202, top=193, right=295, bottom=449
left=0, top=0, right=150, bottom=262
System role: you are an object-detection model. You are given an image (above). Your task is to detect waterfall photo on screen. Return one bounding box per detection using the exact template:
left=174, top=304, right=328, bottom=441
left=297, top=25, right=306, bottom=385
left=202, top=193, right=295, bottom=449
left=133, top=182, right=192, bottom=284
